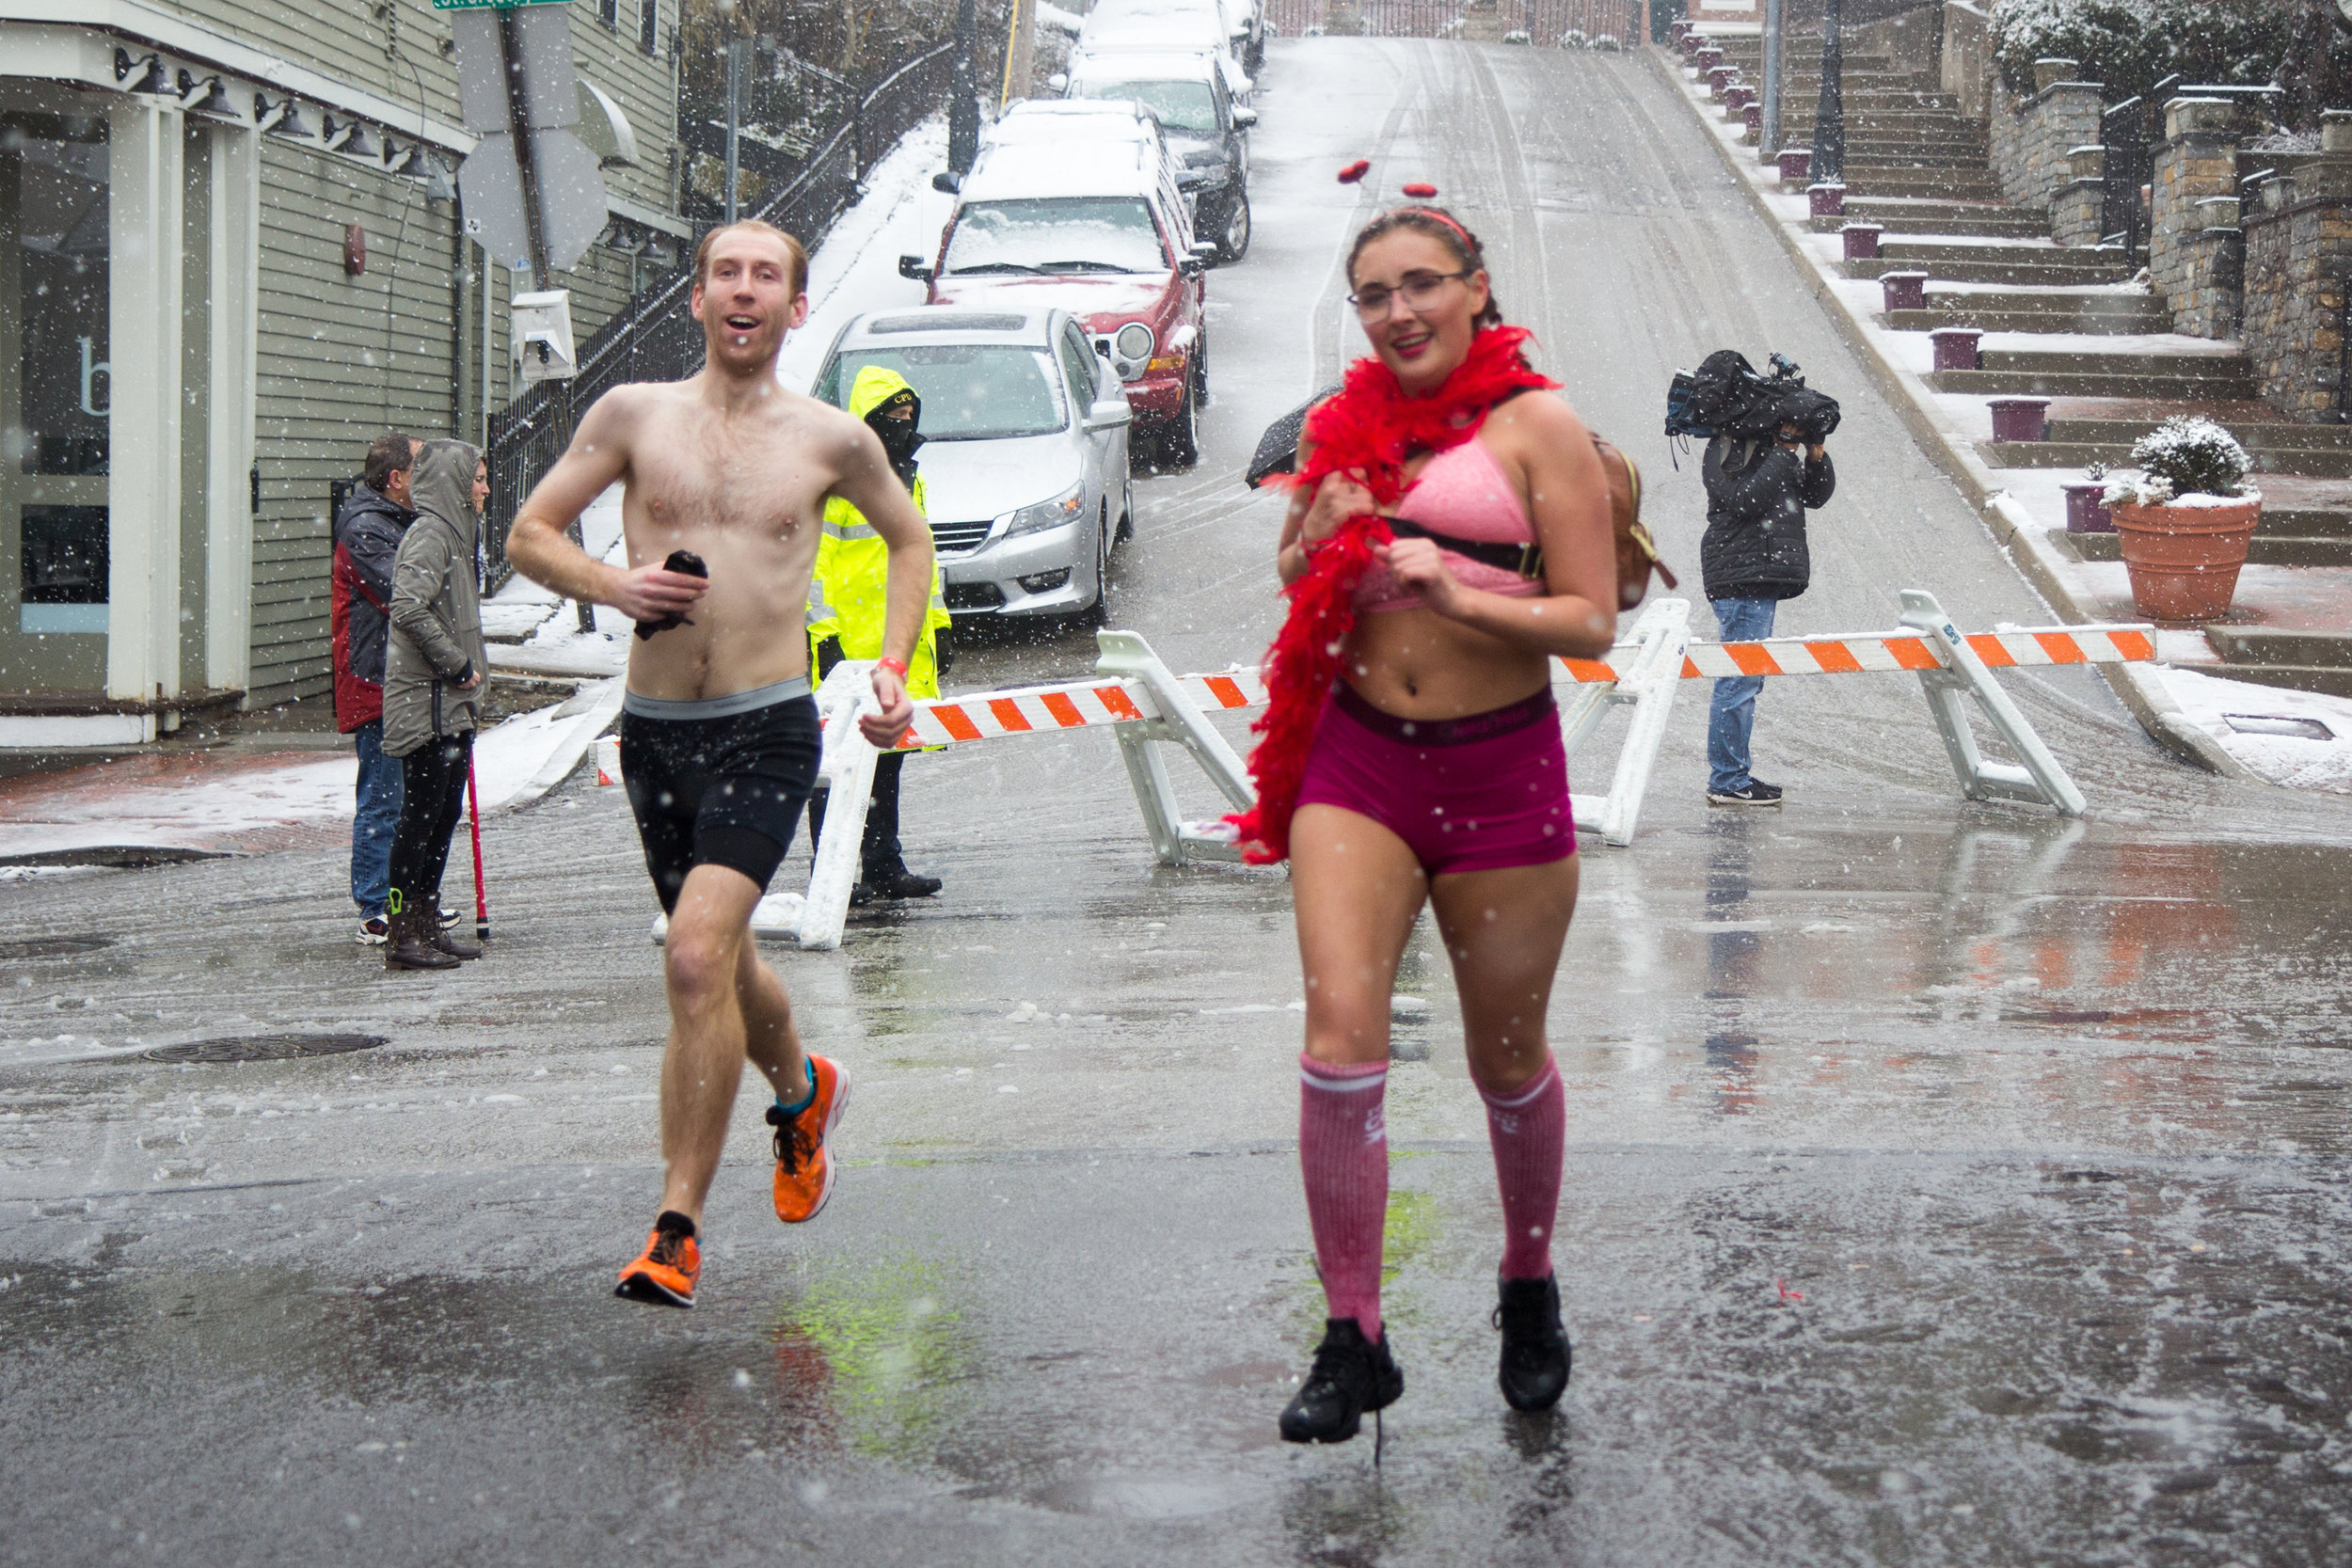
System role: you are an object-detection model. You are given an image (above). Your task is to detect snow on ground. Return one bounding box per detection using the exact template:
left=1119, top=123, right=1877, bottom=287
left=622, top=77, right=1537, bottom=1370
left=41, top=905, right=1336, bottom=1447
left=777, top=114, right=954, bottom=392
left=0, top=679, right=623, bottom=862
left=2163, top=668, right=2352, bottom=794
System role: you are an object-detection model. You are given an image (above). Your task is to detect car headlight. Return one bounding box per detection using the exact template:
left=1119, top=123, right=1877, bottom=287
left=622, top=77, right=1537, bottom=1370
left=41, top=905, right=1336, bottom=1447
left=1114, top=322, right=1154, bottom=362
left=1003, top=483, right=1085, bottom=537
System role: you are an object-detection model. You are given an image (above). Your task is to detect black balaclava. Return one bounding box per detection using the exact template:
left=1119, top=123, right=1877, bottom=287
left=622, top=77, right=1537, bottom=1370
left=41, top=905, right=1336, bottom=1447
left=868, top=390, right=924, bottom=488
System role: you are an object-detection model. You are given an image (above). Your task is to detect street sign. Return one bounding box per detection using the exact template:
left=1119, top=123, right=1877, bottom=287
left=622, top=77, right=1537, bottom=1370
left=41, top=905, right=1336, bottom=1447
left=451, top=4, right=607, bottom=277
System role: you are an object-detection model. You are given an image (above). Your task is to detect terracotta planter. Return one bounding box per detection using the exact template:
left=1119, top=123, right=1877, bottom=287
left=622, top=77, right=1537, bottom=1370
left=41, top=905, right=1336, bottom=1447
left=2112, top=496, right=2261, bottom=621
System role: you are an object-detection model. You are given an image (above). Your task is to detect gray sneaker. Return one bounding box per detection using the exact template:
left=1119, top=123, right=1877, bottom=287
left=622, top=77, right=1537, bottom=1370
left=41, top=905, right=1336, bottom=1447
left=1707, top=780, right=1785, bottom=807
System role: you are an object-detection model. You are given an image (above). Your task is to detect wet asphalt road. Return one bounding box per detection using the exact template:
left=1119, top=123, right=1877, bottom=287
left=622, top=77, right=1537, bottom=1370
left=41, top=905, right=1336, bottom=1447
left=8, top=41, right=2352, bottom=1568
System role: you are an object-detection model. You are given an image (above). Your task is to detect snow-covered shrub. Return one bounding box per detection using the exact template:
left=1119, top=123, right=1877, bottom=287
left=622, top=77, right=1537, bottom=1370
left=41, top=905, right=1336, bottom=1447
left=1560, top=28, right=1588, bottom=49
left=1987, top=0, right=2289, bottom=106
left=1592, top=33, right=1621, bottom=52
left=1504, top=28, right=1532, bottom=44
left=2103, top=417, right=2252, bottom=507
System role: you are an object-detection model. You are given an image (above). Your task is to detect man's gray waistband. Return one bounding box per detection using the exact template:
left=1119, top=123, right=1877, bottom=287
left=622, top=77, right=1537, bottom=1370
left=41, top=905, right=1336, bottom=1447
left=623, top=675, right=813, bottom=721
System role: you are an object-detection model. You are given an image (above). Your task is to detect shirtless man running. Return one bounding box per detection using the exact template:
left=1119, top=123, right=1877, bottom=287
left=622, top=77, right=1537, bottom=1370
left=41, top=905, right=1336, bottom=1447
left=506, top=220, right=933, bottom=1307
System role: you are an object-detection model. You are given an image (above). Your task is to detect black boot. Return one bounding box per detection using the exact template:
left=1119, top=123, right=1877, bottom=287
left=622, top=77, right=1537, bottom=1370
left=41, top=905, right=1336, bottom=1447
left=862, top=859, right=942, bottom=900
left=385, top=910, right=460, bottom=971
left=1279, top=1318, right=1404, bottom=1444
left=429, top=920, right=483, bottom=960
left=1494, top=1274, right=1571, bottom=1412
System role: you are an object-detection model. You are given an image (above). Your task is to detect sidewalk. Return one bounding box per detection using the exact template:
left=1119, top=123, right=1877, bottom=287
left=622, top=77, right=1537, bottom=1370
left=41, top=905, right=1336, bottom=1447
left=0, top=678, right=621, bottom=864
left=1652, top=43, right=2352, bottom=796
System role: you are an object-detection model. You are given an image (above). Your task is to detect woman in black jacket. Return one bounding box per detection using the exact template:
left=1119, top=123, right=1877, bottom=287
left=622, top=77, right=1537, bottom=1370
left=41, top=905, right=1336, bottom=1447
left=1699, top=425, right=1835, bottom=805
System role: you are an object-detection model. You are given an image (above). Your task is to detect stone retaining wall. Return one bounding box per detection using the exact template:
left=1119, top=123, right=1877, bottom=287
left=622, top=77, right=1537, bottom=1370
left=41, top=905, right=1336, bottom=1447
left=2052, top=144, right=2106, bottom=247
left=2152, top=99, right=2243, bottom=331
left=1990, top=62, right=2103, bottom=219
left=2243, top=169, right=2352, bottom=423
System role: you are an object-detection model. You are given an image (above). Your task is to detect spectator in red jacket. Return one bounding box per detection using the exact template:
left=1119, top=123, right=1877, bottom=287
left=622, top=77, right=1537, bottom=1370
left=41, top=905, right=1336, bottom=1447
left=332, top=432, right=419, bottom=943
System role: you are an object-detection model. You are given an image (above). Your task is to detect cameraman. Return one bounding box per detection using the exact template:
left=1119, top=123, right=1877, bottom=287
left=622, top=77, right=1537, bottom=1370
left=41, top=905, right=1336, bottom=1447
left=1700, top=416, right=1835, bottom=806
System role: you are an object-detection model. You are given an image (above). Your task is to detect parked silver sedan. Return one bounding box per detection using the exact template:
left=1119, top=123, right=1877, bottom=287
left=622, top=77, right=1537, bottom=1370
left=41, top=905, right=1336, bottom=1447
left=813, top=308, right=1135, bottom=625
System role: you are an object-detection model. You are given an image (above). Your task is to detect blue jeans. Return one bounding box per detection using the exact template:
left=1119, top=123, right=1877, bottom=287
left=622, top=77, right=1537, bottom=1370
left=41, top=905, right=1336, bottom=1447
left=351, top=718, right=403, bottom=917
left=1707, top=597, right=1778, bottom=794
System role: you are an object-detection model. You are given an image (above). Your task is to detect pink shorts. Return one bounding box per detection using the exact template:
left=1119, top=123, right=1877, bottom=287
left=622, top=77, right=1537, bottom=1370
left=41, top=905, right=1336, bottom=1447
left=1295, top=683, right=1576, bottom=875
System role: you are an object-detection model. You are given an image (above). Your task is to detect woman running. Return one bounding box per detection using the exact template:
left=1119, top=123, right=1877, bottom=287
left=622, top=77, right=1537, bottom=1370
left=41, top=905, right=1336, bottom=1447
left=1234, top=194, right=1618, bottom=1443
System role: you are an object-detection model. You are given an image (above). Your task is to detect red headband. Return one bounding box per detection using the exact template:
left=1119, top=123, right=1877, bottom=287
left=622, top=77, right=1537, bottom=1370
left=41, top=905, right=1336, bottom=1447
left=1391, top=205, right=1475, bottom=250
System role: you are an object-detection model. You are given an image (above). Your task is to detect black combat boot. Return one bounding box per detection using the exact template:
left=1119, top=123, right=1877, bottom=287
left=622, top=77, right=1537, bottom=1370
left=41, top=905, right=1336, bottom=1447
left=1494, top=1274, right=1571, bottom=1412
left=1279, top=1318, right=1405, bottom=1445
left=385, top=910, right=460, bottom=971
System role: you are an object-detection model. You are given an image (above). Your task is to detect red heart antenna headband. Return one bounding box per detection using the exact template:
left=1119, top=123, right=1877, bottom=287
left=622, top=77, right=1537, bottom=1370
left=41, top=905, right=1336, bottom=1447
left=1334, top=166, right=1477, bottom=249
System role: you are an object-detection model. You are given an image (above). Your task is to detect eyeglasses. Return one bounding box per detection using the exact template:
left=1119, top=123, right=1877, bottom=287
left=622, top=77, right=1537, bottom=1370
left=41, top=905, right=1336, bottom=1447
left=1347, top=268, right=1473, bottom=320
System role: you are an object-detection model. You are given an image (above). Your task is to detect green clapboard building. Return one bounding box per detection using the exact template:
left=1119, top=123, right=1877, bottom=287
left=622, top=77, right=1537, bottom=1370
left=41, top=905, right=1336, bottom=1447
left=0, top=0, right=689, bottom=742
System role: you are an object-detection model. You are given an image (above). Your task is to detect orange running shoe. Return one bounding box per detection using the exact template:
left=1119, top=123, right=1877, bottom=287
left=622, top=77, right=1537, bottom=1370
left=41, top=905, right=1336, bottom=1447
left=614, top=1214, right=700, bottom=1307
left=767, top=1054, right=850, bottom=1224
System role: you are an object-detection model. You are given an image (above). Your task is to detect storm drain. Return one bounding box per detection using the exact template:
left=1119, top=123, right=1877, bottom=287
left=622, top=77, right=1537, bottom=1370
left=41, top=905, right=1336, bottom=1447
left=0, top=935, right=116, bottom=960
left=142, top=1033, right=388, bottom=1065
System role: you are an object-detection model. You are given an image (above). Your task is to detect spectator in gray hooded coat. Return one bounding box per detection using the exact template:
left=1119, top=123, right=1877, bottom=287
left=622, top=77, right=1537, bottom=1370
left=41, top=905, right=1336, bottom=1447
left=382, top=440, right=490, bottom=971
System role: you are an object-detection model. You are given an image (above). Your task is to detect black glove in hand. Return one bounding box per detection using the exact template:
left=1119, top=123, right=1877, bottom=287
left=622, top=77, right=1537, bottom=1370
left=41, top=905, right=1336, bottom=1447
left=633, top=549, right=707, bottom=641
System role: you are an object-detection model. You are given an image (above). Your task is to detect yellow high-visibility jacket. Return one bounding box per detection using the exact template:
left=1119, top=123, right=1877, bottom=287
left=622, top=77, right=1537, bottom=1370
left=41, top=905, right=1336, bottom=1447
left=807, top=365, right=953, bottom=699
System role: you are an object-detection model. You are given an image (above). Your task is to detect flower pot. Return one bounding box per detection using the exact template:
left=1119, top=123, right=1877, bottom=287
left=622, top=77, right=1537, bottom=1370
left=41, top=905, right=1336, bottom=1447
left=1778, top=148, right=1812, bottom=182
left=1988, top=398, right=2049, bottom=443
left=2112, top=496, right=2261, bottom=621
left=2061, top=482, right=2113, bottom=533
left=1808, top=181, right=1846, bottom=219
left=1881, top=270, right=1930, bottom=312
left=1743, top=103, right=1762, bottom=139
left=1841, top=222, right=1883, bottom=261
left=1930, top=325, right=1981, bottom=370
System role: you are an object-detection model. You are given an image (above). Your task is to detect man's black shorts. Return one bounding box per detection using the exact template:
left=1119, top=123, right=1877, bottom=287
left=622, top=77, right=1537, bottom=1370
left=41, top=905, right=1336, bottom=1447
left=618, top=682, right=819, bottom=914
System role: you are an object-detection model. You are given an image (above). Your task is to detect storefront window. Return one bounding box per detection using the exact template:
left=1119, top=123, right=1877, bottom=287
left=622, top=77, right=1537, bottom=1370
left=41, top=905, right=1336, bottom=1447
left=4, top=113, right=110, bottom=643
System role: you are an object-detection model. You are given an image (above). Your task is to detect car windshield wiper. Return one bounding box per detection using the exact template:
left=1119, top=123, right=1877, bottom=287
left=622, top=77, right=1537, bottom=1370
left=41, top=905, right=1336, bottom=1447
left=1033, top=260, right=1145, bottom=274
left=946, top=261, right=1046, bottom=275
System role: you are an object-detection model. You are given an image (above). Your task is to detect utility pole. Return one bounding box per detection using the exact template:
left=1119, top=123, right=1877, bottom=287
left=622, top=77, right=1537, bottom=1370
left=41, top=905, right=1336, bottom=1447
left=1813, top=0, right=1845, bottom=183
left=1760, top=0, right=1783, bottom=156
left=949, top=0, right=980, bottom=174
left=724, top=37, right=749, bottom=223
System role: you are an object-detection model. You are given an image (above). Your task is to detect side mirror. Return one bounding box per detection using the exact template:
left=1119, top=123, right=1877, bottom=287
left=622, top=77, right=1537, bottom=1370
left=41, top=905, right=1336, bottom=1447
left=1047, top=71, right=1069, bottom=92
left=1174, top=168, right=1205, bottom=192
left=1178, top=256, right=1206, bottom=277
left=898, top=254, right=933, bottom=282
left=1233, top=106, right=1259, bottom=129
left=1189, top=240, right=1219, bottom=261
left=930, top=170, right=961, bottom=194
left=1085, top=398, right=1134, bottom=429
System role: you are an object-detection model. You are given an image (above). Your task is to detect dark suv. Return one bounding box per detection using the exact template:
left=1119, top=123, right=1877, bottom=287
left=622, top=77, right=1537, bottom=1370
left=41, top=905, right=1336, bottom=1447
left=1059, top=47, right=1257, bottom=262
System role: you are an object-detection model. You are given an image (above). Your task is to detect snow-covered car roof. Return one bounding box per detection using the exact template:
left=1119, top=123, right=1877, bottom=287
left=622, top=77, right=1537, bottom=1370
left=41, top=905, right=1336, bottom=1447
left=986, top=98, right=1161, bottom=147
left=1082, top=0, right=1241, bottom=46
left=1066, top=48, right=1227, bottom=85
left=961, top=136, right=1168, bottom=202
left=837, top=309, right=1059, bottom=347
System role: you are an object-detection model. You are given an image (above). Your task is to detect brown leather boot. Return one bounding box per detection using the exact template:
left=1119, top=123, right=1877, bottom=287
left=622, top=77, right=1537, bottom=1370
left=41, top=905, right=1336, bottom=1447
left=429, top=917, right=483, bottom=960
left=386, top=909, right=460, bottom=971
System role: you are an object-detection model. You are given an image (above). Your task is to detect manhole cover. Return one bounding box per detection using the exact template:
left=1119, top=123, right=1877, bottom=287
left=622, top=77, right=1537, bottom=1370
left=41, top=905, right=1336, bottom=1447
left=0, top=935, right=116, bottom=960
left=142, top=1033, right=387, bottom=1065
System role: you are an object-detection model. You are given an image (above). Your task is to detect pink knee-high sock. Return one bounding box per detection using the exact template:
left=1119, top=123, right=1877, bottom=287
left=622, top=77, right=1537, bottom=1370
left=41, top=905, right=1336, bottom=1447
left=1298, top=1053, right=1389, bottom=1339
left=1479, top=1056, right=1565, bottom=1280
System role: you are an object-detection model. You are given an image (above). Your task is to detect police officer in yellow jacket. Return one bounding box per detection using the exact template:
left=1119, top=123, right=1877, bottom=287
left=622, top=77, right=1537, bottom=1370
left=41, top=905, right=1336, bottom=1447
left=807, top=365, right=954, bottom=900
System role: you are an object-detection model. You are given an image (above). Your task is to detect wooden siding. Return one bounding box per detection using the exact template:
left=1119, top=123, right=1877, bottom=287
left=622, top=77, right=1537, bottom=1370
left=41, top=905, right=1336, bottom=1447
left=249, top=136, right=462, bottom=706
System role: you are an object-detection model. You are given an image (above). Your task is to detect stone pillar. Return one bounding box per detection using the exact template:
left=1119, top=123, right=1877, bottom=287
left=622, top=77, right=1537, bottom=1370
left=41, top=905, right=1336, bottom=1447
left=2242, top=150, right=2352, bottom=422
left=2174, top=199, right=2246, bottom=341
left=2051, top=144, right=2106, bottom=247
left=1988, top=63, right=2105, bottom=216
left=2152, top=98, right=2242, bottom=319
left=1459, top=0, right=1502, bottom=43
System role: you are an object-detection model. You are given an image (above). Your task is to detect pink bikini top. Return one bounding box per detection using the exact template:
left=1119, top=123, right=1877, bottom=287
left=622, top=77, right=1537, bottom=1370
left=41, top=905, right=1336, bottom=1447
left=1354, top=438, right=1539, bottom=613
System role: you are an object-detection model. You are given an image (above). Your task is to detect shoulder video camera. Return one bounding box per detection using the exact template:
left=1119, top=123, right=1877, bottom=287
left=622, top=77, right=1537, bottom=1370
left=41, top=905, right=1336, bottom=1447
left=1666, top=350, right=1841, bottom=446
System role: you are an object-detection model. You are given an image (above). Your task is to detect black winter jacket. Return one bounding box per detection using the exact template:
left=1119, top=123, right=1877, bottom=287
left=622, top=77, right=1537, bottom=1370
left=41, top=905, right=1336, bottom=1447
left=1698, top=436, right=1836, bottom=602
left=333, top=486, right=416, bottom=687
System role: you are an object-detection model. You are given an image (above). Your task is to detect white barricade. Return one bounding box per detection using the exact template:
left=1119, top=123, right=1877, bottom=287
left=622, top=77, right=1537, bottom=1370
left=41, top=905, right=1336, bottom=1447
left=1562, top=597, right=1692, bottom=847
left=620, top=592, right=2152, bottom=944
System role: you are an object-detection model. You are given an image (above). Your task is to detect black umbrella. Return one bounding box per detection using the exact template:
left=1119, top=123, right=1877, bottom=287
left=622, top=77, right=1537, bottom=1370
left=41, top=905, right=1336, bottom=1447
left=1245, top=384, right=1342, bottom=489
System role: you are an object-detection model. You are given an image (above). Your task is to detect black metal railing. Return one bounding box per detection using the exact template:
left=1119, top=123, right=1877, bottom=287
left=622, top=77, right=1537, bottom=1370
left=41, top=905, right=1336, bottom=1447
left=2099, top=94, right=2153, bottom=270
left=483, top=43, right=956, bottom=587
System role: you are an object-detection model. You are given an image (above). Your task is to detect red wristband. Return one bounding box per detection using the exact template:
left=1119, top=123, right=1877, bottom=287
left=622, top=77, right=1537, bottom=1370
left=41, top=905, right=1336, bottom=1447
left=876, top=656, right=910, bottom=679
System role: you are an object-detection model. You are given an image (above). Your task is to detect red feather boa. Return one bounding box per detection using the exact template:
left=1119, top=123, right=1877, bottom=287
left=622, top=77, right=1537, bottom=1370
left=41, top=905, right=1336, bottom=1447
left=1226, top=325, right=1557, bottom=863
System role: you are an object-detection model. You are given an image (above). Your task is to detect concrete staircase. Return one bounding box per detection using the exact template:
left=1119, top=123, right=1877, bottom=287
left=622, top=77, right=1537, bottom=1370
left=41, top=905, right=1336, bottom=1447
left=1685, top=26, right=2352, bottom=691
